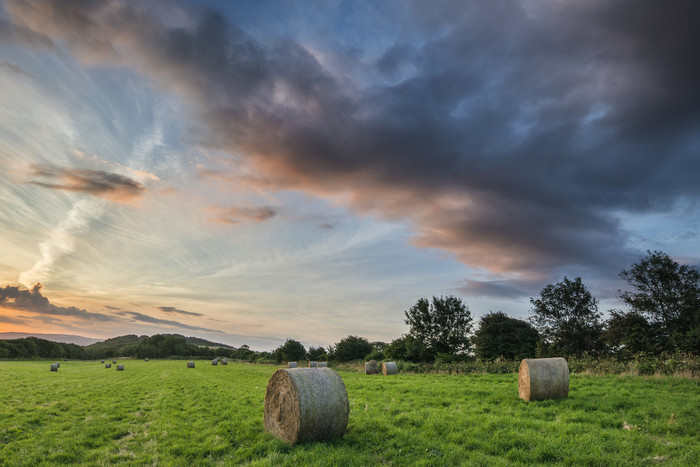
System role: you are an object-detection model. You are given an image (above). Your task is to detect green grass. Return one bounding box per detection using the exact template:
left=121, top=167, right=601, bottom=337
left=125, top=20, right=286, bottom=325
left=1, top=360, right=698, bottom=465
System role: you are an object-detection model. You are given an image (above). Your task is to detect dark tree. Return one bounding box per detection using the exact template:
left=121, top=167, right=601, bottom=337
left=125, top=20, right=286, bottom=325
left=275, top=339, right=306, bottom=362
left=619, top=250, right=700, bottom=353
left=306, top=345, right=327, bottom=361
left=601, top=310, right=656, bottom=358
left=332, top=335, right=374, bottom=362
left=529, top=277, right=603, bottom=357
left=404, top=295, right=472, bottom=359
left=473, top=311, right=539, bottom=361
left=384, top=335, right=433, bottom=363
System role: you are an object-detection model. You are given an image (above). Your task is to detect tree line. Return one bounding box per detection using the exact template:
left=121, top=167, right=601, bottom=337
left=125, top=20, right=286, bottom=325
left=273, top=250, right=699, bottom=363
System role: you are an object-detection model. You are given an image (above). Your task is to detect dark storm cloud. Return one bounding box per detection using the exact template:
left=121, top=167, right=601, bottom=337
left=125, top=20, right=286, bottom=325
left=27, top=165, right=145, bottom=201
left=157, top=306, right=203, bottom=318
left=0, top=283, right=116, bottom=321
left=6, top=0, right=700, bottom=295
left=118, top=310, right=221, bottom=333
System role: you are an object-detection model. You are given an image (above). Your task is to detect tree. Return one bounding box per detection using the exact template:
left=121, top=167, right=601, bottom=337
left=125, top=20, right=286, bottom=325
left=601, top=310, right=656, bottom=358
left=384, top=335, right=433, bottom=363
left=619, top=250, right=700, bottom=354
left=404, top=295, right=472, bottom=359
left=307, top=346, right=327, bottom=361
left=332, top=335, right=374, bottom=362
left=275, top=339, right=306, bottom=363
left=472, top=312, right=539, bottom=361
left=529, top=277, right=603, bottom=357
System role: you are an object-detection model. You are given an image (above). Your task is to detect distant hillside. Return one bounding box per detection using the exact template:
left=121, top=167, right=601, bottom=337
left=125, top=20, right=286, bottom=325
left=0, top=332, right=101, bottom=346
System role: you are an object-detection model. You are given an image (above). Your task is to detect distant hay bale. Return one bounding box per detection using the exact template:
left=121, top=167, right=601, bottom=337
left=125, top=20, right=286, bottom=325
left=221, top=358, right=228, bottom=365
left=105, top=363, right=112, bottom=368
left=112, top=360, right=117, bottom=364
left=382, top=362, right=398, bottom=375
left=264, top=368, right=349, bottom=445
left=50, top=363, right=59, bottom=372
left=288, top=362, right=298, bottom=368
left=117, top=364, right=124, bottom=371
left=317, top=362, right=328, bottom=368
left=365, top=360, right=378, bottom=375
left=518, top=357, right=569, bottom=401
left=55, top=362, right=60, bottom=368
left=187, top=361, right=195, bottom=368
left=212, top=359, right=218, bottom=366
left=144, top=358, right=149, bottom=362
left=64, top=358, right=68, bottom=361
left=100, top=360, right=105, bottom=363
left=308, top=361, right=318, bottom=368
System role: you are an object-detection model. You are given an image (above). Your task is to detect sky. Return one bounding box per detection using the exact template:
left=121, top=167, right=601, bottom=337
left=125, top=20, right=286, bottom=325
left=0, top=0, right=699, bottom=351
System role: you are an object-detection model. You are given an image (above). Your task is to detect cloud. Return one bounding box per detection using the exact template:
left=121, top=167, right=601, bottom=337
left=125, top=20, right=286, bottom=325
left=117, top=310, right=221, bottom=333
left=0, top=60, right=31, bottom=77
left=0, top=283, right=116, bottom=321
left=208, top=205, right=278, bottom=224
left=7, top=0, right=700, bottom=292
left=18, top=198, right=105, bottom=287
left=157, top=306, right=203, bottom=318
left=27, top=165, right=146, bottom=202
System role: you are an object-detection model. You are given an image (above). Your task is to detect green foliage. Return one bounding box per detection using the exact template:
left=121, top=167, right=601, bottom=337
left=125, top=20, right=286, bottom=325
left=619, top=250, right=700, bottom=354
left=331, top=335, right=374, bottom=362
left=384, top=334, right=433, bottom=363
left=529, top=277, right=603, bottom=357
left=0, top=361, right=698, bottom=465
left=274, top=339, right=306, bottom=363
left=602, top=310, right=656, bottom=358
left=473, top=311, right=539, bottom=361
left=0, top=337, right=85, bottom=359
left=404, top=295, right=472, bottom=359
left=306, top=346, right=327, bottom=361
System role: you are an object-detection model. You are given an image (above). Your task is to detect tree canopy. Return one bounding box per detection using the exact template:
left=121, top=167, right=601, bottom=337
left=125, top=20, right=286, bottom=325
left=473, top=311, right=539, bottom=361
left=404, top=295, right=472, bottom=359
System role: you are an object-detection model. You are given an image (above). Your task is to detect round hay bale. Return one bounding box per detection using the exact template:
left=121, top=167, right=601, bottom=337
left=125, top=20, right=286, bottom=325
left=365, top=360, right=378, bottom=375
left=308, top=361, right=318, bottom=368
left=264, top=368, right=349, bottom=445
left=100, top=360, right=105, bottom=363
left=112, top=360, right=117, bottom=364
left=50, top=363, right=59, bottom=371
left=117, top=364, right=125, bottom=371
left=288, top=362, right=298, bottom=368
left=55, top=362, right=60, bottom=368
left=518, top=357, right=569, bottom=401
left=212, top=359, right=218, bottom=366
left=105, top=363, right=112, bottom=368
left=317, top=362, right=328, bottom=368
left=221, top=358, right=228, bottom=365
left=382, top=362, right=398, bottom=375
left=187, top=361, right=195, bottom=368
left=145, top=358, right=149, bottom=362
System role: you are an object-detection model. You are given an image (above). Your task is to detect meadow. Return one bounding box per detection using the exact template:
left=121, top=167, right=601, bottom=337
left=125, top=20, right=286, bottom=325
left=1, top=360, right=698, bottom=466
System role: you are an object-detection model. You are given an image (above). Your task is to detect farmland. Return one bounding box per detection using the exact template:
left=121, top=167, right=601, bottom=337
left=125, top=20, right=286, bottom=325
left=1, top=360, right=698, bottom=465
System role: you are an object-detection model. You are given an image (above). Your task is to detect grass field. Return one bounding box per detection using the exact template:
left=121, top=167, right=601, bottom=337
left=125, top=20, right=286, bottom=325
left=1, top=360, right=698, bottom=465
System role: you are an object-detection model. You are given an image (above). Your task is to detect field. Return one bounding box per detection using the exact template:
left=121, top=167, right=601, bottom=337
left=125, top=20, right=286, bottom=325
left=1, top=360, right=698, bottom=465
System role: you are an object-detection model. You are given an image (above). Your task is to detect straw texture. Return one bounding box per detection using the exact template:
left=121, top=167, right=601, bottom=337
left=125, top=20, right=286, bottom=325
left=365, top=360, right=379, bottom=375
left=264, top=368, right=349, bottom=445
left=382, top=362, right=398, bottom=375
left=518, top=357, right=569, bottom=401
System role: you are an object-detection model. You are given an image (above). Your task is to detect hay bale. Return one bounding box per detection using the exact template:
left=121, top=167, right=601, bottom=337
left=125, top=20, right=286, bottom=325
left=144, top=358, right=149, bottom=362
left=105, top=363, right=112, bottom=368
left=50, top=363, right=59, bottom=371
left=55, top=362, right=60, bottom=368
left=382, top=362, right=398, bottom=375
left=264, top=368, right=349, bottom=445
left=212, top=359, right=218, bottom=366
left=221, top=358, right=228, bottom=365
left=187, top=361, right=195, bottom=368
left=317, top=362, right=328, bottom=368
left=112, top=360, right=117, bottom=364
left=518, top=357, right=569, bottom=401
left=365, top=360, right=378, bottom=375
left=117, top=364, right=125, bottom=371
left=100, top=360, right=105, bottom=363
left=288, top=362, right=298, bottom=368
left=308, top=361, right=318, bottom=368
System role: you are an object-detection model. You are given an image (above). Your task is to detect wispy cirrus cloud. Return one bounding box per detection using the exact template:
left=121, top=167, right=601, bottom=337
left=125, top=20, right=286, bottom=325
left=27, top=164, right=145, bottom=202
left=6, top=0, right=699, bottom=296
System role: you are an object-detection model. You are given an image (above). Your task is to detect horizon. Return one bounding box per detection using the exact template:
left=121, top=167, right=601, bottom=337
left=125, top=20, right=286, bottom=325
left=1, top=0, right=699, bottom=351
